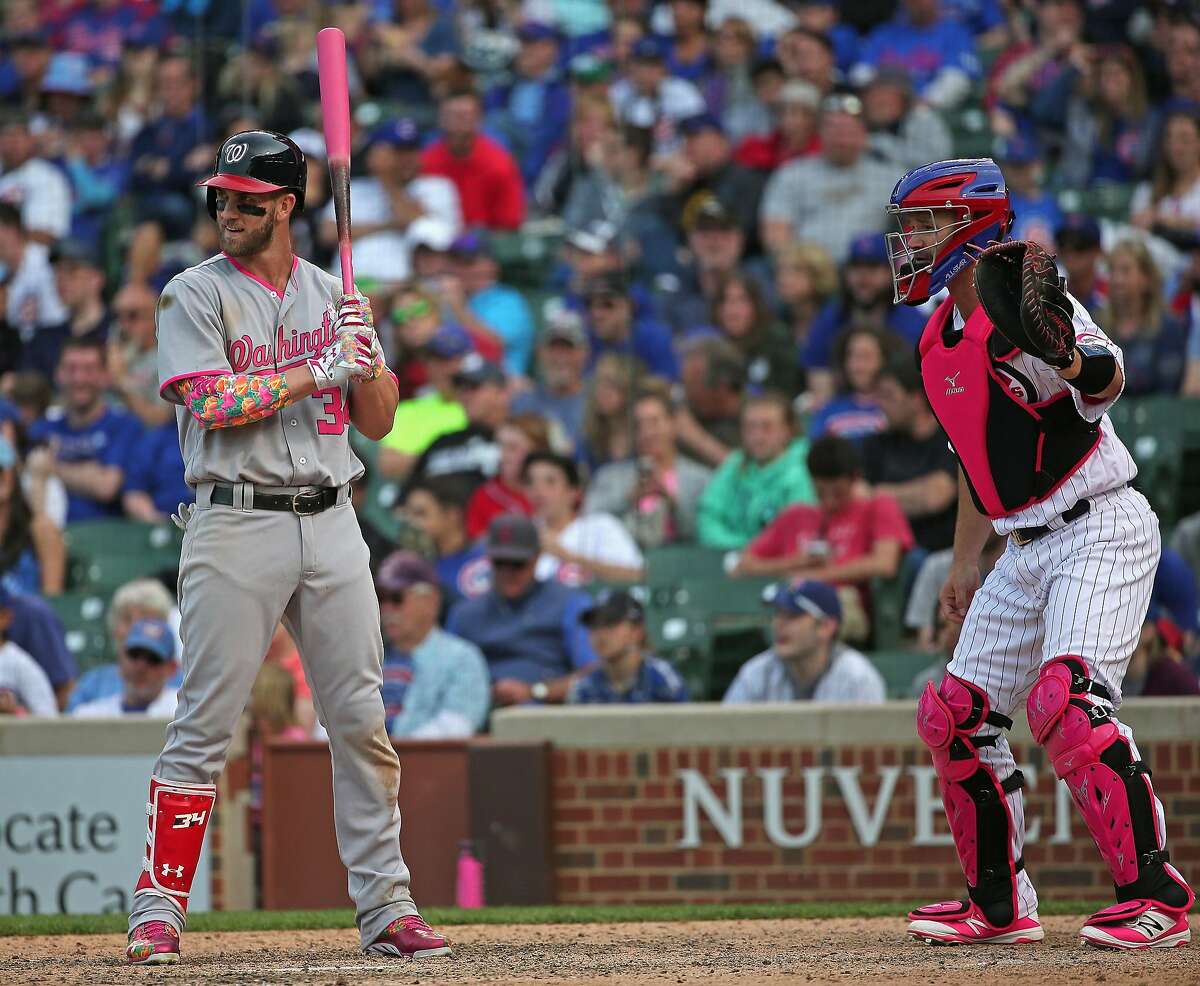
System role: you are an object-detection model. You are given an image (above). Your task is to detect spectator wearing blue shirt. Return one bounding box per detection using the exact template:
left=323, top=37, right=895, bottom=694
left=375, top=551, right=491, bottom=738
left=803, top=235, right=924, bottom=406
left=853, top=0, right=980, bottom=110
left=126, top=54, right=212, bottom=282
left=8, top=587, right=75, bottom=709
left=510, top=311, right=589, bottom=452
left=485, top=22, right=572, bottom=186
left=122, top=420, right=190, bottom=523
left=807, top=326, right=896, bottom=443
left=664, top=0, right=713, bottom=84
left=582, top=272, right=679, bottom=380
left=59, top=111, right=129, bottom=253
left=569, top=589, right=689, bottom=704
left=446, top=514, right=597, bottom=706
left=995, top=132, right=1062, bottom=250
left=403, top=476, right=492, bottom=611
left=28, top=338, right=142, bottom=523
left=445, top=232, right=535, bottom=375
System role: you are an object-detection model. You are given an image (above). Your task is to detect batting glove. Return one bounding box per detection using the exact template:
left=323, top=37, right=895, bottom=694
left=351, top=329, right=386, bottom=382
left=335, top=291, right=373, bottom=332
left=308, top=329, right=360, bottom=390
left=170, top=502, right=195, bottom=532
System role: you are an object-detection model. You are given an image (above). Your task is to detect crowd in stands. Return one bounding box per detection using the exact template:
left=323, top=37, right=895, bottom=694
left=2, top=0, right=1200, bottom=728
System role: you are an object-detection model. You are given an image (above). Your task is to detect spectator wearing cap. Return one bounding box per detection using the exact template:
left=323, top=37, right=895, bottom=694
left=0, top=583, right=57, bottom=715
left=375, top=551, right=491, bottom=738
left=801, top=232, right=926, bottom=404
left=1124, top=611, right=1200, bottom=698
left=852, top=0, right=980, bottom=110
left=524, top=450, right=645, bottom=585
left=569, top=590, right=689, bottom=704
left=28, top=338, right=143, bottom=523
left=610, top=37, right=707, bottom=152
left=698, top=392, right=816, bottom=549
left=403, top=475, right=492, bottom=610
left=484, top=21, right=571, bottom=185
left=466, top=413, right=549, bottom=540
left=379, top=322, right=470, bottom=480
left=422, top=89, right=525, bottom=231
left=447, top=514, right=598, bottom=706
left=996, top=132, right=1061, bottom=250
left=321, top=117, right=462, bottom=287
left=1056, top=214, right=1105, bottom=312
left=360, top=0, right=459, bottom=111
left=861, top=66, right=952, bottom=173
left=510, top=310, right=589, bottom=450
left=0, top=103, right=73, bottom=245
left=656, top=112, right=765, bottom=250
left=0, top=430, right=65, bottom=597
left=107, top=281, right=170, bottom=428
left=582, top=272, right=679, bottom=380
left=0, top=203, right=67, bottom=341
left=760, top=93, right=897, bottom=262
left=0, top=30, right=52, bottom=113
left=124, top=54, right=213, bottom=283
left=60, top=111, right=129, bottom=252
left=72, top=617, right=179, bottom=717
left=862, top=358, right=959, bottom=554
left=734, top=79, right=822, bottom=173
left=736, top=436, right=913, bottom=643
left=122, top=417, right=191, bottom=524
left=406, top=354, right=508, bottom=496
left=657, top=195, right=774, bottom=338
left=37, top=52, right=95, bottom=155
left=586, top=388, right=712, bottom=547
left=675, top=335, right=747, bottom=466
left=30, top=241, right=110, bottom=382
left=1132, top=107, right=1200, bottom=244
left=722, top=579, right=885, bottom=703
left=443, top=231, right=535, bottom=375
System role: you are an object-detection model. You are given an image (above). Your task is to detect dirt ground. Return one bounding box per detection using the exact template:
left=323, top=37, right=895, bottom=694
left=0, top=917, right=1196, bottom=986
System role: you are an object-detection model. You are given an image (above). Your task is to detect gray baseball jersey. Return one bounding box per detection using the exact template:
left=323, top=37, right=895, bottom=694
left=156, top=253, right=363, bottom=488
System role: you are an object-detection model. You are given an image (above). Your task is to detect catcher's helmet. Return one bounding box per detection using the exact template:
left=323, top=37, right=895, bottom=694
left=885, top=158, right=1012, bottom=306
left=197, top=130, right=306, bottom=220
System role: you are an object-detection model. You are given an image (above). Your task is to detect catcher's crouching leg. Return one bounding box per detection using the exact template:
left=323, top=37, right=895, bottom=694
left=126, top=776, right=216, bottom=964
left=1028, top=657, right=1193, bottom=950
left=908, top=674, right=1044, bottom=945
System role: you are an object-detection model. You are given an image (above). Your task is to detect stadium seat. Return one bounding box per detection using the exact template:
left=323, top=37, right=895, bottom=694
left=65, top=520, right=183, bottom=592
left=870, top=648, right=938, bottom=700
left=1108, top=397, right=1188, bottom=529
left=47, top=590, right=113, bottom=671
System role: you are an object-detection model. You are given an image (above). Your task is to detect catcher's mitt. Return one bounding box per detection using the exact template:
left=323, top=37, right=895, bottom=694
left=972, top=240, right=1076, bottom=368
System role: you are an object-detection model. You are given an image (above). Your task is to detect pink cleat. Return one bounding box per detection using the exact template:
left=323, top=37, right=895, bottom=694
left=126, top=920, right=180, bottom=965
left=907, top=900, right=1045, bottom=945
left=364, top=914, right=454, bottom=959
left=1080, top=900, right=1191, bottom=950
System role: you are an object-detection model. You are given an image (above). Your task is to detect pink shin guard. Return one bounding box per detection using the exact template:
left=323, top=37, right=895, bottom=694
left=1028, top=656, right=1192, bottom=910
left=132, top=776, right=216, bottom=915
left=917, top=674, right=1025, bottom=927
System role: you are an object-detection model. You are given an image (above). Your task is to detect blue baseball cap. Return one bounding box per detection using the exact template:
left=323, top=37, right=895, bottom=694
left=764, top=579, right=842, bottom=623
left=517, top=20, right=560, bottom=43
left=1055, top=213, right=1101, bottom=250
left=367, top=118, right=421, bottom=151
left=41, top=53, right=92, bottom=96
left=124, top=618, right=176, bottom=663
left=846, top=233, right=889, bottom=266
left=425, top=323, right=473, bottom=359
left=450, top=230, right=491, bottom=257
left=679, top=112, right=725, bottom=137
left=632, top=37, right=665, bottom=61
left=994, top=131, right=1042, bottom=164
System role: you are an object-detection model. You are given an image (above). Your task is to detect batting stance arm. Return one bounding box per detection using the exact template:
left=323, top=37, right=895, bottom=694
left=176, top=366, right=319, bottom=429
left=347, top=370, right=398, bottom=442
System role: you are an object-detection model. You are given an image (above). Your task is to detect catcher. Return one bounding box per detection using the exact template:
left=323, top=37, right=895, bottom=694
left=887, top=158, right=1193, bottom=949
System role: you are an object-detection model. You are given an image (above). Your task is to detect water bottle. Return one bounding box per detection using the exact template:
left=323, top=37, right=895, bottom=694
left=455, top=840, right=484, bottom=909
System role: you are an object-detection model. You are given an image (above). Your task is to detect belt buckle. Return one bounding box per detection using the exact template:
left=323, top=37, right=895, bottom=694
left=291, top=489, right=323, bottom=515
left=1010, top=528, right=1032, bottom=548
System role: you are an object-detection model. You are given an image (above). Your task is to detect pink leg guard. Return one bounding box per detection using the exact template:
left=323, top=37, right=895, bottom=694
left=132, top=776, right=216, bottom=916
left=1028, top=656, right=1193, bottom=911
left=917, top=673, right=1026, bottom=927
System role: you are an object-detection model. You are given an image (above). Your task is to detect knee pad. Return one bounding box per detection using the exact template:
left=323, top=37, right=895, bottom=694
left=133, top=775, right=216, bottom=914
left=1027, top=656, right=1191, bottom=908
left=917, top=674, right=1026, bottom=926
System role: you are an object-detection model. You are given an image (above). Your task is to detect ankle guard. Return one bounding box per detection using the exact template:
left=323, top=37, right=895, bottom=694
left=917, top=674, right=1026, bottom=927
left=1028, top=656, right=1192, bottom=909
left=132, top=775, right=216, bottom=914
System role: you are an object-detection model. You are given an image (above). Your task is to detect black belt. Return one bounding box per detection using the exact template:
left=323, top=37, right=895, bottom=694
left=210, top=484, right=340, bottom=516
left=1010, top=498, right=1091, bottom=547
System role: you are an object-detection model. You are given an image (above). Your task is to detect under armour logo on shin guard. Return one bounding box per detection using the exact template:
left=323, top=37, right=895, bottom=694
left=161, top=863, right=184, bottom=879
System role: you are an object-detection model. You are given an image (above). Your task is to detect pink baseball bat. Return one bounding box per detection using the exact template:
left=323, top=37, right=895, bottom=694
left=317, top=27, right=354, bottom=295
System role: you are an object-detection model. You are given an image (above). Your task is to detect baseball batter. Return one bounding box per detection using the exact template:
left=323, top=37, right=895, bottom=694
left=124, top=131, right=452, bottom=965
left=887, top=158, right=1194, bottom=949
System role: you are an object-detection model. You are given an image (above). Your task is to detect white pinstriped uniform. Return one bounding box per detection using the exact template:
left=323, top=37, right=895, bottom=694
left=944, top=293, right=1166, bottom=919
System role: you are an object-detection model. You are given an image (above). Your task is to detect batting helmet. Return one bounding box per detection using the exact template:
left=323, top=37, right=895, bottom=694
left=197, top=130, right=306, bottom=220
left=885, top=158, right=1011, bottom=306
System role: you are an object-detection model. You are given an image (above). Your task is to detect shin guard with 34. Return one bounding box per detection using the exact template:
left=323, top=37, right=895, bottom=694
left=132, top=776, right=216, bottom=915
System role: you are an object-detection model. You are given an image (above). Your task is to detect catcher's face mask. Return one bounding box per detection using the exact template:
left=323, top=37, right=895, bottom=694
left=885, top=204, right=972, bottom=304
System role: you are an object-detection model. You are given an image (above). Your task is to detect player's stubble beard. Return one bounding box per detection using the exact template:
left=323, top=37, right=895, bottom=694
left=220, top=212, right=277, bottom=258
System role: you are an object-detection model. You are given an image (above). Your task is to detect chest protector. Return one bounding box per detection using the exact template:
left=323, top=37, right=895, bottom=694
left=918, top=298, right=1100, bottom=518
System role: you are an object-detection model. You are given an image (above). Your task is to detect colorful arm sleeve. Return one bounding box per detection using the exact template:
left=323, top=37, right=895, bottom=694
left=177, top=373, right=295, bottom=429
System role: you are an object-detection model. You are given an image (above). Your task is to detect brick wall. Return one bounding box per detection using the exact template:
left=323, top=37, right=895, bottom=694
left=551, top=741, right=1200, bottom=904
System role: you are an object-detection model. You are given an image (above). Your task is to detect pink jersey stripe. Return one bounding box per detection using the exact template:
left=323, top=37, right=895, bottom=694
left=221, top=253, right=298, bottom=295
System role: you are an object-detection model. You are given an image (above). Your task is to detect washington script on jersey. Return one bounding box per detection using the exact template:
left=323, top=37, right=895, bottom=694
left=228, top=309, right=336, bottom=373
